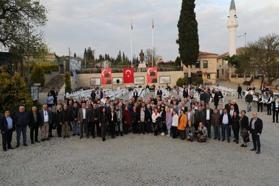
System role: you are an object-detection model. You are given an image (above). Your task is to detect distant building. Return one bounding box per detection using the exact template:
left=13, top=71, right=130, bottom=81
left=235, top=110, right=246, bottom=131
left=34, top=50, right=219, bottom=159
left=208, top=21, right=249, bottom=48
left=183, top=51, right=218, bottom=85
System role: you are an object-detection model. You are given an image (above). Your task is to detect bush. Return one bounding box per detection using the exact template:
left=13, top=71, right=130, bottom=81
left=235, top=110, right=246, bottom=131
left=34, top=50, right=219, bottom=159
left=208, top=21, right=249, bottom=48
left=37, top=64, right=59, bottom=72
left=176, top=77, right=187, bottom=87
left=0, top=73, right=33, bottom=113
left=65, top=72, right=71, bottom=93
left=30, top=65, right=45, bottom=86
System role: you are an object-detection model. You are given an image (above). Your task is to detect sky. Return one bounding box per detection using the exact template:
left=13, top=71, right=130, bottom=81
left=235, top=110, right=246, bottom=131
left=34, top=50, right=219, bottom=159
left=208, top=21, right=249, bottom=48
left=41, top=0, right=279, bottom=61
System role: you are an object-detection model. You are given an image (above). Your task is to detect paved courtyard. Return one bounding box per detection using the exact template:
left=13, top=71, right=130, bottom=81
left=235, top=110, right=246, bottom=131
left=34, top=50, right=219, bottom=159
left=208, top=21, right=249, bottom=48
left=1, top=96, right=279, bottom=186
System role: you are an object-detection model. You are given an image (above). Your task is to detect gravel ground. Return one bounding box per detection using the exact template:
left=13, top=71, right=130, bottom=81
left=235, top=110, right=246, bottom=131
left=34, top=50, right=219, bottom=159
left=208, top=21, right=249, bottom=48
left=1, top=95, right=279, bottom=186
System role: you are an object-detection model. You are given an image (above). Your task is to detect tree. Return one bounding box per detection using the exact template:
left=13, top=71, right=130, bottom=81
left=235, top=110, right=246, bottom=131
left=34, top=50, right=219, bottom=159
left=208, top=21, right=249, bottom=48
left=0, top=0, right=47, bottom=48
left=243, top=34, right=279, bottom=85
left=175, top=56, right=182, bottom=66
left=177, top=0, right=199, bottom=82
left=65, top=72, right=71, bottom=93
left=30, top=65, right=45, bottom=86
left=0, top=72, right=33, bottom=113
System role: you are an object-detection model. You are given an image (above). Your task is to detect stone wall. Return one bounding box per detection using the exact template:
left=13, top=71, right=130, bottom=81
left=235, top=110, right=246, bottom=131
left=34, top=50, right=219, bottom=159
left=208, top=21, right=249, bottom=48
left=77, top=71, right=185, bottom=88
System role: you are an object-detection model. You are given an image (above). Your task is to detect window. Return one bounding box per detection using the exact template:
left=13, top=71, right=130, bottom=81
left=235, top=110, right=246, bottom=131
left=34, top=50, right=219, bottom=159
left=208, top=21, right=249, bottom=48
left=203, top=60, right=208, bottom=68
left=195, top=61, right=200, bottom=68
left=207, top=74, right=211, bottom=79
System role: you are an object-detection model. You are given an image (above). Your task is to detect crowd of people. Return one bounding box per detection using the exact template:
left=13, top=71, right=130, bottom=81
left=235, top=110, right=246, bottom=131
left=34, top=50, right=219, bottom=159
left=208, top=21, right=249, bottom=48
left=1, top=85, right=265, bottom=154
left=238, top=84, right=279, bottom=123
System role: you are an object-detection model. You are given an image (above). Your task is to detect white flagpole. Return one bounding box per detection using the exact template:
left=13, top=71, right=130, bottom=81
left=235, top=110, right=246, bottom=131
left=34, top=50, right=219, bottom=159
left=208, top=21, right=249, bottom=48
left=130, top=21, right=133, bottom=67
left=152, top=19, right=154, bottom=67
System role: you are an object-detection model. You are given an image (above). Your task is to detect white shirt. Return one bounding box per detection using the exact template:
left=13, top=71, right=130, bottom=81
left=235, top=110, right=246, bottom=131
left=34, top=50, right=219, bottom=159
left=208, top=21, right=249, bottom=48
left=82, top=108, right=86, bottom=119
left=172, top=114, right=179, bottom=127
left=152, top=113, right=160, bottom=123
left=43, top=110, right=49, bottom=123
left=222, top=114, right=229, bottom=125
left=206, top=109, right=210, bottom=121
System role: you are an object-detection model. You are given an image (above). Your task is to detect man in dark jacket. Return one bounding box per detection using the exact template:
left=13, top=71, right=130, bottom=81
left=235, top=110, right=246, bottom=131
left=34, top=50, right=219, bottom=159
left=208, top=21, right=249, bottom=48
left=249, top=112, right=263, bottom=154
left=1, top=110, right=15, bottom=151
left=29, top=106, right=41, bottom=144
left=15, top=105, right=30, bottom=147
left=237, top=85, right=242, bottom=99
left=245, top=92, right=253, bottom=112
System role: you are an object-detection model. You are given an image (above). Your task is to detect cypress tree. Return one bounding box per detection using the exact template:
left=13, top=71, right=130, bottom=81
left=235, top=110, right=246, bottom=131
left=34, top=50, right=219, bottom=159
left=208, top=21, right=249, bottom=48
left=177, top=0, right=199, bottom=81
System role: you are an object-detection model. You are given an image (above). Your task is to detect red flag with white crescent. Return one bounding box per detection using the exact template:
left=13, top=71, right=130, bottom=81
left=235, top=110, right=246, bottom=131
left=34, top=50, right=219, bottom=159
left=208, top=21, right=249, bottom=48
left=123, top=67, right=134, bottom=84
left=101, top=68, right=112, bottom=85
left=147, top=67, right=158, bottom=84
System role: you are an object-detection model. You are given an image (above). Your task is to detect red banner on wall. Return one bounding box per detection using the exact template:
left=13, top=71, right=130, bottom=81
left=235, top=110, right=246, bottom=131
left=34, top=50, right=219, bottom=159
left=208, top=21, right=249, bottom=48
left=123, top=67, right=134, bottom=84
left=147, top=67, right=158, bottom=84
left=101, top=68, right=112, bottom=85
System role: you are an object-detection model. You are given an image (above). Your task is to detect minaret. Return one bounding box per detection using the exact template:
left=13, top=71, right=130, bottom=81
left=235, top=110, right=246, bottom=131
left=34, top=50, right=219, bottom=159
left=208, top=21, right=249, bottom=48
left=227, top=0, right=238, bottom=57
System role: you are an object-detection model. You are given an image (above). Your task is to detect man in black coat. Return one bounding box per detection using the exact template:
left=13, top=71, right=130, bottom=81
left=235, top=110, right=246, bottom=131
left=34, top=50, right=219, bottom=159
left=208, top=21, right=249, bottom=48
left=29, top=106, right=41, bottom=144
left=237, top=84, right=242, bottom=99
left=15, top=105, right=30, bottom=147
left=249, top=112, right=263, bottom=154
left=1, top=111, right=15, bottom=151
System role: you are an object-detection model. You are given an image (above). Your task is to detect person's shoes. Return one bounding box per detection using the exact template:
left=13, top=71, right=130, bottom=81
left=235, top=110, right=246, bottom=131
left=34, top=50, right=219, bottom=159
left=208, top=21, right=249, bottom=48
left=222, top=139, right=225, bottom=142
left=236, top=141, right=239, bottom=144
left=240, top=144, right=247, bottom=147
left=250, top=148, right=256, bottom=151
left=8, top=146, right=14, bottom=150
left=16, top=144, right=20, bottom=148
left=35, top=140, right=40, bottom=143
left=3, top=149, right=7, bottom=152
left=80, top=136, right=83, bottom=139
left=102, top=138, right=106, bottom=142
left=23, top=144, right=28, bottom=147
left=41, top=139, right=45, bottom=142
left=46, top=138, right=50, bottom=141
left=73, top=134, right=76, bottom=136
left=256, top=150, right=261, bottom=154
left=31, top=141, right=34, bottom=144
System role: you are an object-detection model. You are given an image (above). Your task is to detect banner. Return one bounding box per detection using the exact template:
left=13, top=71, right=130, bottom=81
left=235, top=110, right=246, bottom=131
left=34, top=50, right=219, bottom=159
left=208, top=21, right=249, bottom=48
left=123, top=67, right=134, bottom=84
left=147, top=67, right=158, bottom=84
left=101, top=68, right=112, bottom=85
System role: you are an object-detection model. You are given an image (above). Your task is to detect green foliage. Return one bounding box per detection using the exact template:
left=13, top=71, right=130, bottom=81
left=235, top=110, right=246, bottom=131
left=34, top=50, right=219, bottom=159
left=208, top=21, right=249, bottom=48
left=30, top=65, right=45, bottom=86
left=243, top=34, right=279, bottom=84
left=38, top=64, right=59, bottom=72
left=177, top=0, right=199, bottom=68
left=83, top=47, right=95, bottom=67
left=0, top=73, right=33, bottom=113
left=0, top=0, right=47, bottom=55
left=65, top=72, right=71, bottom=93
left=176, top=77, right=187, bottom=87
left=176, top=74, right=203, bottom=87
left=175, top=56, right=182, bottom=66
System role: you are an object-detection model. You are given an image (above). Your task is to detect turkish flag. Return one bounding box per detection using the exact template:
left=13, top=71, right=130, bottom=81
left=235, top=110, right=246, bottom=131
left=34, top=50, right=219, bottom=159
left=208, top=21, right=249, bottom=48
left=147, top=67, right=158, bottom=84
left=123, top=67, right=134, bottom=84
left=101, top=68, right=112, bottom=85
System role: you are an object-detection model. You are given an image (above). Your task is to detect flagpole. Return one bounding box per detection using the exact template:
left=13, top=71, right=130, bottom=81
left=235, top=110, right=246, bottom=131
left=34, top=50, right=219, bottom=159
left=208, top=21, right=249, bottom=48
left=152, top=19, right=154, bottom=67
left=130, top=21, right=133, bottom=67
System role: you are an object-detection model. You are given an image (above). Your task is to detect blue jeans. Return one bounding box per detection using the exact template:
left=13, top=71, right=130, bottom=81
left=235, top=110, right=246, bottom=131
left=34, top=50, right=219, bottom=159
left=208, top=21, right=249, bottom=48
left=72, top=121, right=80, bottom=135
left=16, top=126, right=27, bottom=145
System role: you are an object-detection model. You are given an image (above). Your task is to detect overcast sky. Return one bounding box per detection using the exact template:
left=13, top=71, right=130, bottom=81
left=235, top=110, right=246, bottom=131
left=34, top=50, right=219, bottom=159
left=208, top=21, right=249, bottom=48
left=41, top=0, right=279, bottom=60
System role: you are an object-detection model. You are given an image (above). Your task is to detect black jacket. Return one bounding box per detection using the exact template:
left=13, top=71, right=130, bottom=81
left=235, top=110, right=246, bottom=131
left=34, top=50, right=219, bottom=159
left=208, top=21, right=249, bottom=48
left=240, top=115, right=249, bottom=130
left=29, top=111, right=41, bottom=128
left=1, top=116, right=15, bottom=132
left=249, top=118, right=263, bottom=134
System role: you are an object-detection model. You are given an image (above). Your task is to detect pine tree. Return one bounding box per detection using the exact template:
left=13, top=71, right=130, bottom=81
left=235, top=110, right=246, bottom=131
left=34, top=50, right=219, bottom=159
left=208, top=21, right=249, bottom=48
left=177, top=0, right=199, bottom=81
